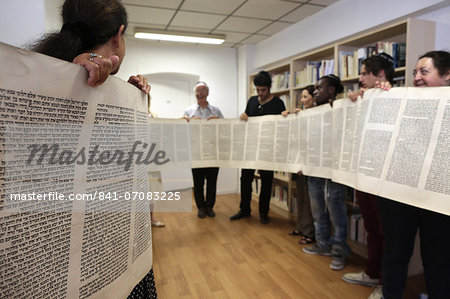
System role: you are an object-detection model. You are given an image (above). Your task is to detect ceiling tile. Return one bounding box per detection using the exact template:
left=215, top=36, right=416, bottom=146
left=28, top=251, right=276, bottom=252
left=308, top=0, right=339, bottom=6
left=125, top=6, right=174, bottom=24
left=234, top=0, right=300, bottom=20
left=241, top=34, right=269, bottom=44
left=280, top=4, right=323, bottom=22
left=258, top=21, right=292, bottom=35
left=214, top=31, right=251, bottom=43
left=122, top=0, right=182, bottom=9
left=216, top=16, right=272, bottom=33
left=170, top=11, right=226, bottom=30
left=222, top=42, right=238, bottom=48
left=181, top=0, right=244, bottom=14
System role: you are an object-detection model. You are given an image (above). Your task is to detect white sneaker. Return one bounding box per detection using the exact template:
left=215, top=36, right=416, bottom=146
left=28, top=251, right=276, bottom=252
left=368, top=285, right=383, bottom=299
left=342, top=271, right=380, bottom=287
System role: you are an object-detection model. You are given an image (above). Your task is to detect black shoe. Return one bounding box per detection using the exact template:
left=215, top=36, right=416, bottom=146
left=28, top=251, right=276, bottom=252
left=260, top=214, right=270, bottom=224
left=198, top=208, right=206, bottom=218
left=206, top=207, right=215, bottom=217
left=230, top=210, right=250, bottom=221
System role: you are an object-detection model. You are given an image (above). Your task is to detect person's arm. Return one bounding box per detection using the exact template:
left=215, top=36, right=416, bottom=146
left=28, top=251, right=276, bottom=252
left=241, top=97, right=253, bottom=121
left=240, top=112, right=248, bottom=121
left=73, top=53, right=119, bottom=87
left=348, top=90, right=363, bottom=102
left=183, top=109, right=191, bottom=122
left=375, top=81, right=392, bottom=90
left=279, top=97, right=288, bottom=116
left=349, top=82, right=393, bottom=102
left=128, top=75, right=151, bottom=93
left=73, top=53, right=150, bottom=93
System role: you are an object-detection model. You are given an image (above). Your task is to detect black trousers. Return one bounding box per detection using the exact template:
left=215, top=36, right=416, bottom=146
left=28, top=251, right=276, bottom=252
left=378, top=198, right=450, bottom=299
left=191, top=167, right=219, bottom=209
left=240, top=169, right=274, bottom=216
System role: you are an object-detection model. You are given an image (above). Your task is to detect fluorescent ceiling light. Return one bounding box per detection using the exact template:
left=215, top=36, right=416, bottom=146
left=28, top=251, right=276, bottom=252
left=134, top=28, right=225, bottom=45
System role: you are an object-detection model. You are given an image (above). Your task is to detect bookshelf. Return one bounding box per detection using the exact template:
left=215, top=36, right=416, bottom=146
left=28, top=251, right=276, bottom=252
left=291, top=45, right=335, bottom=111
left=247, top=17, right=436, bottom=256
left=251, top=171, right=294, bottom=218
left=250, top=18, right=435, bottom=113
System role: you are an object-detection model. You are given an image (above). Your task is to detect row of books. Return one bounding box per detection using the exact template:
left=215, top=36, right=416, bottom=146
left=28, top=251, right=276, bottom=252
left=349, top=214, right=367, bottom=244
left=272, top=71, right=290, bottom=91
left=339, top=41, right=406, bottom=79
left=293, top=59, right=335, bottom=87
left=271, top=184, right=288, bottom=204
left=251, top=177, right=288, bottom=204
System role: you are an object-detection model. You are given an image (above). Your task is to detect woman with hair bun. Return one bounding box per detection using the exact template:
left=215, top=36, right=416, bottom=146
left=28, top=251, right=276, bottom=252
left=31, top=0, right=149, bottom=91
left=30, top=1, right=155, bottom=298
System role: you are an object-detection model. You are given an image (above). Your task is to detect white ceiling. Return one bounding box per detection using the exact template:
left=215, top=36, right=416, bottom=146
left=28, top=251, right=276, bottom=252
left=123, top=0, right=340, bottom=47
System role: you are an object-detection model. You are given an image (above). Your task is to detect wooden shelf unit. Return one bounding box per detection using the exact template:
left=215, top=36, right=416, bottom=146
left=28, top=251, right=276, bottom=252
left=251, top=18, right=435, bottom=114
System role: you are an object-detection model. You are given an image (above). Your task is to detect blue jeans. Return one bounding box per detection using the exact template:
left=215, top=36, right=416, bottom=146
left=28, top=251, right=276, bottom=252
left=308, top=177, right=350, bottom=255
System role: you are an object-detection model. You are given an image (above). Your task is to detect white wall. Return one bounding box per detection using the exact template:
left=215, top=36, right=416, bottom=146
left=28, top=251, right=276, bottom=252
left=117, top=39, right=239, bottom=119
left=0, top=0, right=46, bottom=47
left=418, top=3, right=450, bottom=51
left=117, top=39, right=240, bottom=194
left=44, top=0, right=63, bottom=32
left=237, top=45, right=256, bottom=115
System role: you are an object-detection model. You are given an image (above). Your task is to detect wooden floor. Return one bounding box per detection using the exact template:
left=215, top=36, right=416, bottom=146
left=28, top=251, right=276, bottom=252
left=152, top=194, right=425, bottom=298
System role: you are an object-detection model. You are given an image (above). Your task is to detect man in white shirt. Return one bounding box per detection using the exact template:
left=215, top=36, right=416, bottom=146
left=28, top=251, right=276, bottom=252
left=184, top=81, right=224, bottom=218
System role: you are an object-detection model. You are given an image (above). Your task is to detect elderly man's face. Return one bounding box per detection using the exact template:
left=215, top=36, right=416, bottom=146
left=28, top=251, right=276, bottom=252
left=195, top=85, right=208, bottom=101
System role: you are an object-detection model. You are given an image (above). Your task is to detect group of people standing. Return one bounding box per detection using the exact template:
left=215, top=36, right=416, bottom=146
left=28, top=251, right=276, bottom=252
left=288, top=51, right=450, bottom=299
left=24, top=0, right=450, bottom=298
left=184, top=51, right=450, bottom=299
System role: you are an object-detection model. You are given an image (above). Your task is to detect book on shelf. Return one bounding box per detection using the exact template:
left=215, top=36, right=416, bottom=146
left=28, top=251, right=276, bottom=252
left=349, top=213, right=367, bottom=244
left=349, top=214, right=361, bottom=241
left=289, top=193, right=297, bottom=215
left=271, top=71, right=290, bottom=91
left=342, top=82, right=360, bottom=98
left=338, top=51, right=358, bottom=79
left=393, top=75, right=405, bottom=87
left=398, top=42, right=406, bottom=67
left=282, top=187, right=288, bottom=203
left=271, top=184, right=289, bottom=203
left=366, top=45, right=376, bottom=58
left=358, top=217, right=367, bottom=244
left=357, top=47, right=367, bottom=75
left=364, top=42, right=406, bottom=68
left=279, top=94, right=290, bottom=109
left=343, top=41, right=406, bottom=78
left=294, top=59, right=334, bottom=87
